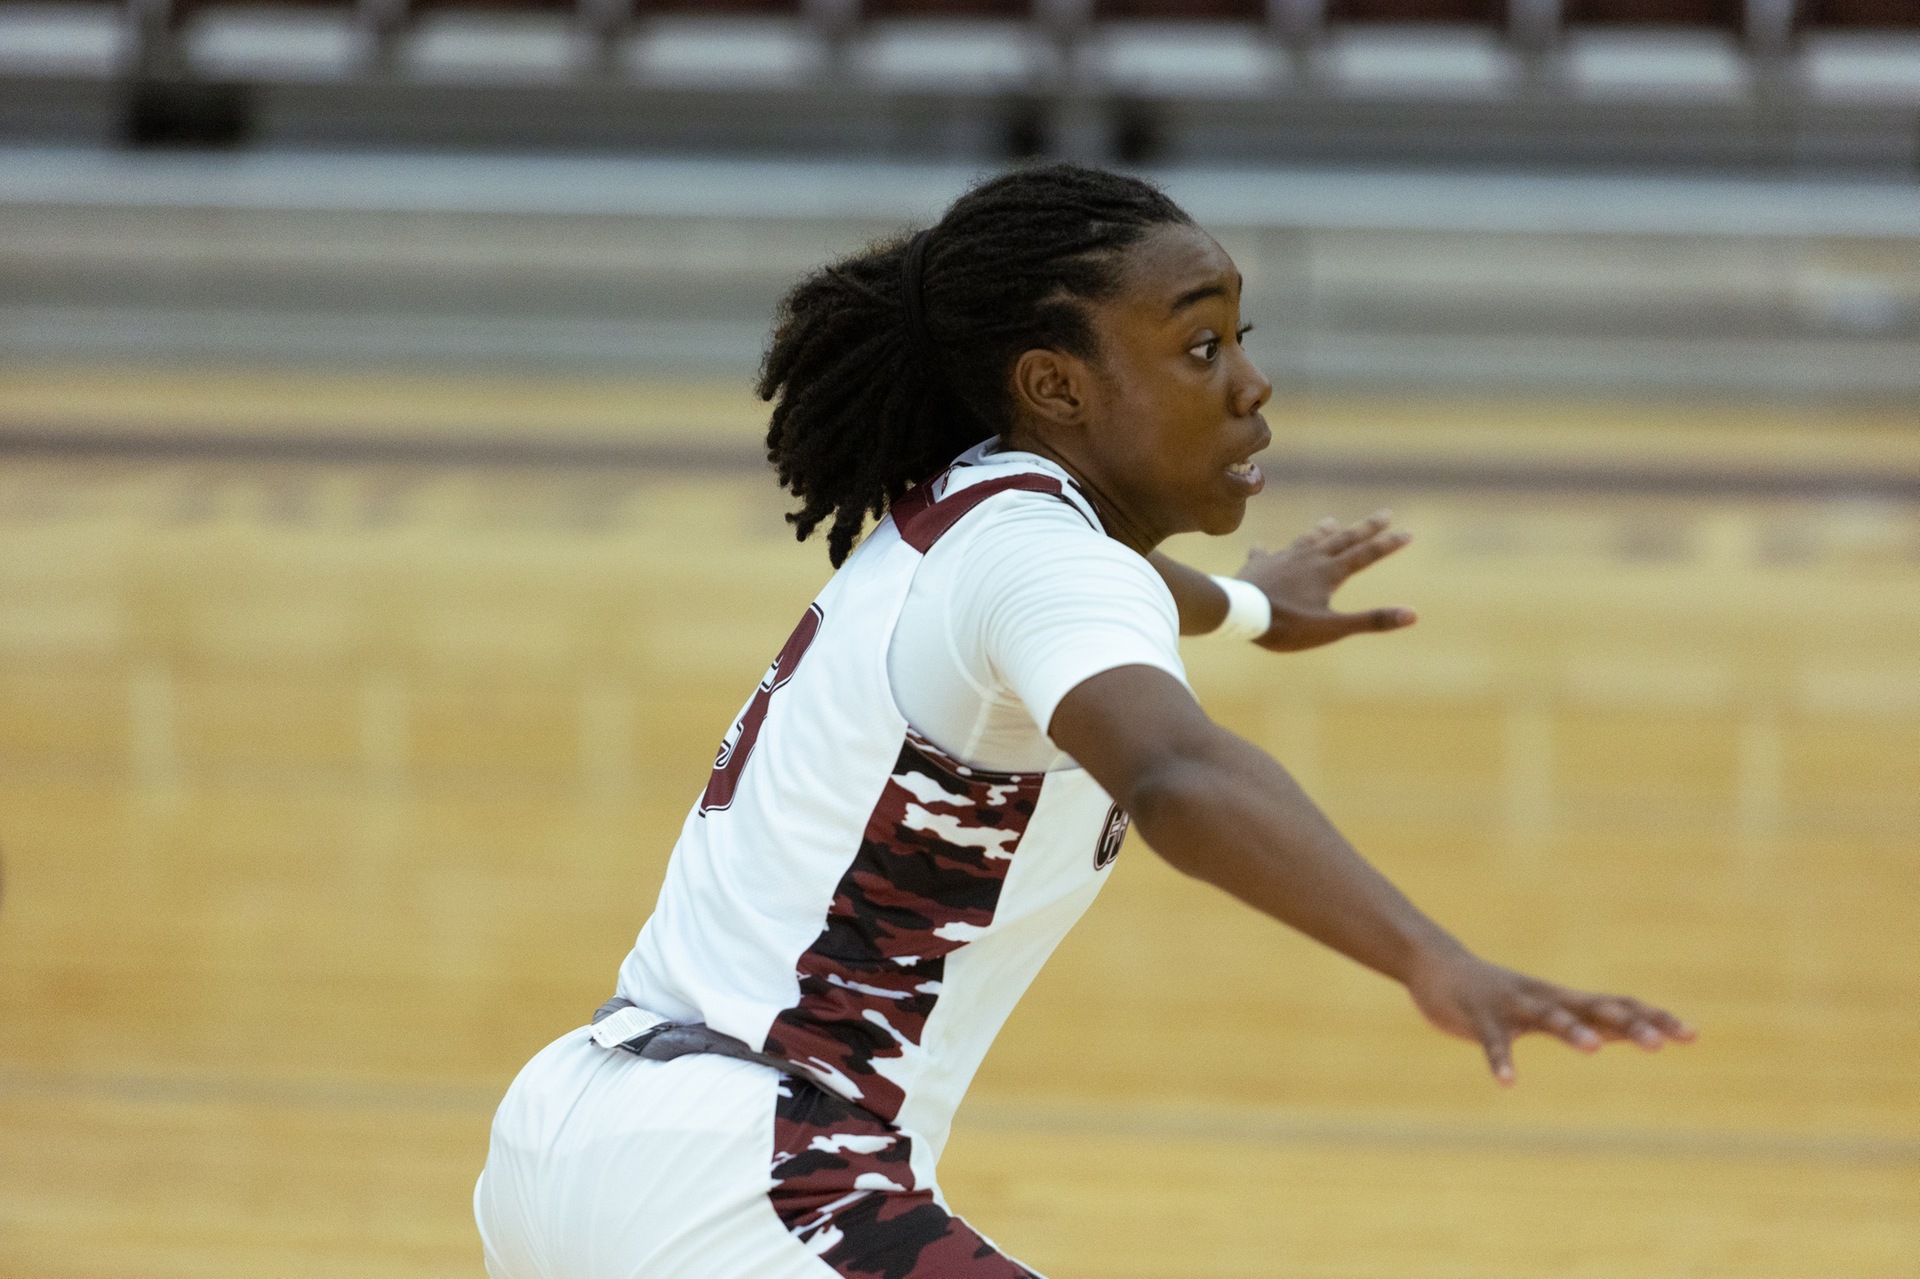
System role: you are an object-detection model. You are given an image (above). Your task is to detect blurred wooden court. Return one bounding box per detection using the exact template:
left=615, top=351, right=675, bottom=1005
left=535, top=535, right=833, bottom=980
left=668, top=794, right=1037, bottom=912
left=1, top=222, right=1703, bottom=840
left=0, top=371, right=1916, bottom=1279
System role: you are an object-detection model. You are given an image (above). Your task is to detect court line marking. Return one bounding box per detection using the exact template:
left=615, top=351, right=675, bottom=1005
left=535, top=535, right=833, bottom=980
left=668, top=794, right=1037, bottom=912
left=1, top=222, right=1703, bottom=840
left=0, top=1067, right=503, bottom=1115
left=957, top=1098, right=1920, bottom=1169
left=0, top=426, right=768, bottom=473
left=3, top=427, right=1918, bottom=502
left=3, top=1067, right=1914, bottom=1168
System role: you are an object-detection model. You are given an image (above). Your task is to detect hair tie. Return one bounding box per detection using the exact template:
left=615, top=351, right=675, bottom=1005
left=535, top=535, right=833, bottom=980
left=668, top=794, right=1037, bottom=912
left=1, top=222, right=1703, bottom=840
left=901, top=229, right=938, bottom=374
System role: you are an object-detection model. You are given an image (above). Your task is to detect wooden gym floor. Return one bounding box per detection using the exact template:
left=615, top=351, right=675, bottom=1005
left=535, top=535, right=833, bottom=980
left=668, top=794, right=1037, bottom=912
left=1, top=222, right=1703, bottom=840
left=0, top=371, right=1916, bottom=1278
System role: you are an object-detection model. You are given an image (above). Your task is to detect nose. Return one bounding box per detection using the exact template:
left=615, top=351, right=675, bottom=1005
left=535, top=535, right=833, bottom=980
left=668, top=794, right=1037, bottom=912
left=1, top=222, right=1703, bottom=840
left=1232, top=347, right=1273, bottom=418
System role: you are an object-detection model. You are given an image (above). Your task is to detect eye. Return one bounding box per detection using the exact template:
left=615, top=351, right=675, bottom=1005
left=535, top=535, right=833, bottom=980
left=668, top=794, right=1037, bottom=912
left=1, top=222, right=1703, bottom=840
left=1189, top=323, right=1255, bottom=365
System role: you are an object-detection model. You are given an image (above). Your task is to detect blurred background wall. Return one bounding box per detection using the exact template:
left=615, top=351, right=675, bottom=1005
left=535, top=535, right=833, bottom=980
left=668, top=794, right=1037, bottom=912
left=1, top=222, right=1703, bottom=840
left=1, top=3, right=1917, bottom=1278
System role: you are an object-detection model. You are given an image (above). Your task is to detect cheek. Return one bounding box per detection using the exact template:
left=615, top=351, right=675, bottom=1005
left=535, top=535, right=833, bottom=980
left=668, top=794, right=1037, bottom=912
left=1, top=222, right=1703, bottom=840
left=1096, top=367, right=1220, bottom=497
left=1097, top=391, right=1173, bottom=475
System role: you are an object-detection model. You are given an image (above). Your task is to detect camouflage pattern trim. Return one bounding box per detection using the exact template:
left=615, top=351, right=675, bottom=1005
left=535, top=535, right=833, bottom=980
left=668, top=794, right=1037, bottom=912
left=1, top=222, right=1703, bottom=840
left=763, top=733, right=1043, bottom=1121
left=770, top=1076, right=1040, bottom=1279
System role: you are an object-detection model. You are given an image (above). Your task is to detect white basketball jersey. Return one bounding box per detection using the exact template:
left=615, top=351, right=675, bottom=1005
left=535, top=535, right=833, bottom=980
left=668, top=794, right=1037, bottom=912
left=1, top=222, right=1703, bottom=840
left=616, top=455, right=1132, bottom=1191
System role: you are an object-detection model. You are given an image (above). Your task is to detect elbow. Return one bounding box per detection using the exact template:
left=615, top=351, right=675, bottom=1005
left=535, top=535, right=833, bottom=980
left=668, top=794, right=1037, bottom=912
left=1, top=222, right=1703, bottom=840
left=1117, top=754, right=1223, bottom=880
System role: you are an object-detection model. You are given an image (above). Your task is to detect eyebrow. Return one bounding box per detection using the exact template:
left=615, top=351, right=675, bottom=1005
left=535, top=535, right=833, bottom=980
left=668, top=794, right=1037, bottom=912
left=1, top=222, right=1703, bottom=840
left=1169, top=275, right=1240, bottom=316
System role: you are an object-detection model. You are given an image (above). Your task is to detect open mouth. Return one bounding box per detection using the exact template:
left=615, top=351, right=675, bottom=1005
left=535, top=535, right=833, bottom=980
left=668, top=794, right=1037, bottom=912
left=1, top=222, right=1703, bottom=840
left=1224, top=457, right=1265, bottom=493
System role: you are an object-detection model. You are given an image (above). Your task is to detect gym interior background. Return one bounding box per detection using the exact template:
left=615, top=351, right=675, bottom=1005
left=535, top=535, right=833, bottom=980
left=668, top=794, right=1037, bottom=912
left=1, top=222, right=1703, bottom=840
left=1, top=2, right=1917, bottom=1276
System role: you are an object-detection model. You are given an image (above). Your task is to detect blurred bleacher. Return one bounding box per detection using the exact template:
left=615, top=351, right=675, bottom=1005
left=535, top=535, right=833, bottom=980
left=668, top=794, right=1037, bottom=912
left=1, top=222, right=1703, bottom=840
left=8, top=0, right=1920, bottom=396
left=2, top=0, right=1919, bottom=169
left=4, top=147, right=1918, bottom=398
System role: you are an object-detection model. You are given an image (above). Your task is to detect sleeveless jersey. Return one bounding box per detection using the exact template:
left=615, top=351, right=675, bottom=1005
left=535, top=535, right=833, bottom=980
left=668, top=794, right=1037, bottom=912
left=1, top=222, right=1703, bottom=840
left=616, top=455, right=1135, bottom=1194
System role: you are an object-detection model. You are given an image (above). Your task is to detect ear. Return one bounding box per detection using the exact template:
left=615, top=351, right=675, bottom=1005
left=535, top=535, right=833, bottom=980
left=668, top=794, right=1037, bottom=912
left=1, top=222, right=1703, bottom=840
left=1009, top=347, right=1095, bottom=431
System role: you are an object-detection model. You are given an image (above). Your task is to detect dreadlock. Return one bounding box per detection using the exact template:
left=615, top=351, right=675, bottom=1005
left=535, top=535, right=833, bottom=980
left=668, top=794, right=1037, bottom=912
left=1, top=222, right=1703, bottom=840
left=758, top=163, right=1194, bottom=566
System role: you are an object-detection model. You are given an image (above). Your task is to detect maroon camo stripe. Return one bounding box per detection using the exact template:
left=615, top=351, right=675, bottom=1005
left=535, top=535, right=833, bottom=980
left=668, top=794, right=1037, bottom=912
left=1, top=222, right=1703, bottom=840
left=763, top=735, right=1042, bottom=1122
left=770, top=1077, right=1040, bottom=1278
left=759, top=465, right=1074, bottom=1276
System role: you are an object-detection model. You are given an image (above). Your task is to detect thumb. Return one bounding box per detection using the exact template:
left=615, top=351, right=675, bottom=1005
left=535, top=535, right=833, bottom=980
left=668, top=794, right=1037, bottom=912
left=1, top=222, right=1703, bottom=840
left=1479, top=1019, right=1516, bottom=1087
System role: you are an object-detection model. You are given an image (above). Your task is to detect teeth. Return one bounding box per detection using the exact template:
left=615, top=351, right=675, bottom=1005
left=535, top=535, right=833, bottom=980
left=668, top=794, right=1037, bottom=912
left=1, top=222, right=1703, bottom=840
left=1226, top=461, right=1256, bottom=477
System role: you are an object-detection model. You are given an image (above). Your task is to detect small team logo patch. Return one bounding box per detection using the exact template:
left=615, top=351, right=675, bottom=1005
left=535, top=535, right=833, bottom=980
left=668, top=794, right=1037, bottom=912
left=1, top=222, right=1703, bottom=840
left=1093, top=803, right=1128, bottom=870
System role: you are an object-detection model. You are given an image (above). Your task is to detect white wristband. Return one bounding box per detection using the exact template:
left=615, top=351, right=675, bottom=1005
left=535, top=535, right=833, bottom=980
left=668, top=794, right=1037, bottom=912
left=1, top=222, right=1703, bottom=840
left=1210, top=575, right=1272, bottom=642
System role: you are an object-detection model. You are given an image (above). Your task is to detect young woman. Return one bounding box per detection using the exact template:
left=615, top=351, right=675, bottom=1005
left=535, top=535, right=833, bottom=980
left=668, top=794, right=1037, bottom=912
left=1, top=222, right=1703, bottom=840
left=475, top=165, right=1692, bottom=1279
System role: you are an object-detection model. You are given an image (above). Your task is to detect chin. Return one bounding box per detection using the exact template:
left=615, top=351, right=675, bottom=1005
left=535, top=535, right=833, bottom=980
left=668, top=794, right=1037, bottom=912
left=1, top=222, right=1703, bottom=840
left=1199, top=498, right=1249, bottom=536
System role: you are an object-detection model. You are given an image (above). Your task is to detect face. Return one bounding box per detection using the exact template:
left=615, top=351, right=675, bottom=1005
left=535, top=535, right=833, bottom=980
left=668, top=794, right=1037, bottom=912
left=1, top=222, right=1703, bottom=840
left=1009, top=222, right=1273, bottom=551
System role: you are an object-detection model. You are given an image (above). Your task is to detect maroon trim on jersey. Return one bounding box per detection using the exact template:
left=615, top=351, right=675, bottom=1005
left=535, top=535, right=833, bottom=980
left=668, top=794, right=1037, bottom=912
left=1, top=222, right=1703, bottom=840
left=770, top=1076, right=1040, bottom=1278
left=762, top=731, right=1042, bottom=1123
left=891, top=472, right=1072, bottom=553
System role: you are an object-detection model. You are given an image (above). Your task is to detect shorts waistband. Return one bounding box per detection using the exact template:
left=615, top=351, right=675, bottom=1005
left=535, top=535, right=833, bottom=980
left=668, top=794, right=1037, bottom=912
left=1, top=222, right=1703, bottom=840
left=590, top=997, right=813, bottom=1083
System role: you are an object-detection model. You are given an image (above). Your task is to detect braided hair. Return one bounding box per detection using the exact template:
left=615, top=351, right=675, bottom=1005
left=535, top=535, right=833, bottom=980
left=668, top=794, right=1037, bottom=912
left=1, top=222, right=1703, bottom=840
left=758, top=163, right=1193, bottom=566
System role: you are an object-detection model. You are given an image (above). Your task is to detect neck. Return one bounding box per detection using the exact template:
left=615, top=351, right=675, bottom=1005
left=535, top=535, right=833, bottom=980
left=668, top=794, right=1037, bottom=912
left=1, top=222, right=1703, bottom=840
left=999, top=432, right=1160, bottom=556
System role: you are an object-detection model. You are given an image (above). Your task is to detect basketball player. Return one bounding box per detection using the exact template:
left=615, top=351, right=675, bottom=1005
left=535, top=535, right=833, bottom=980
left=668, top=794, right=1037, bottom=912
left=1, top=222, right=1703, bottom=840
left=475, top=165, right=1693, bottom=1279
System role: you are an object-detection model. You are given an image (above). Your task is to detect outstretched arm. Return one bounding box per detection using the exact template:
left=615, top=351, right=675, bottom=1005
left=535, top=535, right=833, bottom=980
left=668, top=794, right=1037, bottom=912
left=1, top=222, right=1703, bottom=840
left=1151, top=510, right=1419, bottom=648
left=1050, top=664, right=1695, bottom=1084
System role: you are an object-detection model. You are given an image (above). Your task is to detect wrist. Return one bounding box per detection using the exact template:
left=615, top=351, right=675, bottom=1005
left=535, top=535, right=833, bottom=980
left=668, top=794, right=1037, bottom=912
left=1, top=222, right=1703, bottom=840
left=1398, top=929, right=1474, bottom=987
left=1209, top=575, right=1271, bottom=641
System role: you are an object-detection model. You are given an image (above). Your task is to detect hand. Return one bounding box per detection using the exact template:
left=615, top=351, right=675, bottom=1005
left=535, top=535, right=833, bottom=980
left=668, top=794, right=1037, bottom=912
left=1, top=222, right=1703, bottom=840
left=1405, top=946, right=1697, bottom=1086
left=1238, top=511, right=1416, bottom=652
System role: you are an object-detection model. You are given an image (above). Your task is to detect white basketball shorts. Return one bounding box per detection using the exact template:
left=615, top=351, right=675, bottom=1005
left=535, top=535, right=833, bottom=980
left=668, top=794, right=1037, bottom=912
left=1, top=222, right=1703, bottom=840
left=474, top=1026, right=1045, bottom=1279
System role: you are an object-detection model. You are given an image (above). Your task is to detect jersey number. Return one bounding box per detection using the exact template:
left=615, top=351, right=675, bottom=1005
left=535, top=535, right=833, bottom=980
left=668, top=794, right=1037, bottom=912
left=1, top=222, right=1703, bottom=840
left=699, top=604, right=824, bottom=814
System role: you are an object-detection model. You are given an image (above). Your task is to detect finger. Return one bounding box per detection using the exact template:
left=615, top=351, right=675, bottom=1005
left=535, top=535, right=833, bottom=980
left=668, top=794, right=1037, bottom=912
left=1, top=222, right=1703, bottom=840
left=1328, top=606, right=1417, bottom=637
left=1617, top=1001, right=1695, bottom=1048
left=1291, top=516, right=1341, bottom=549
left=1319, top=510, right=1394, bottom=556
left=1334, top=529, right=1413, bottom=576
left=1477, top=1016, right=1515, bottom=1086
left=1571, top=996, right=1651, bottom=1041
left=1642, top=1005, right=1698, bottom=1042
left=1538, top=1005, right=1602, bottom=1052
left=1581, top=996, right=1695, bottom=1047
